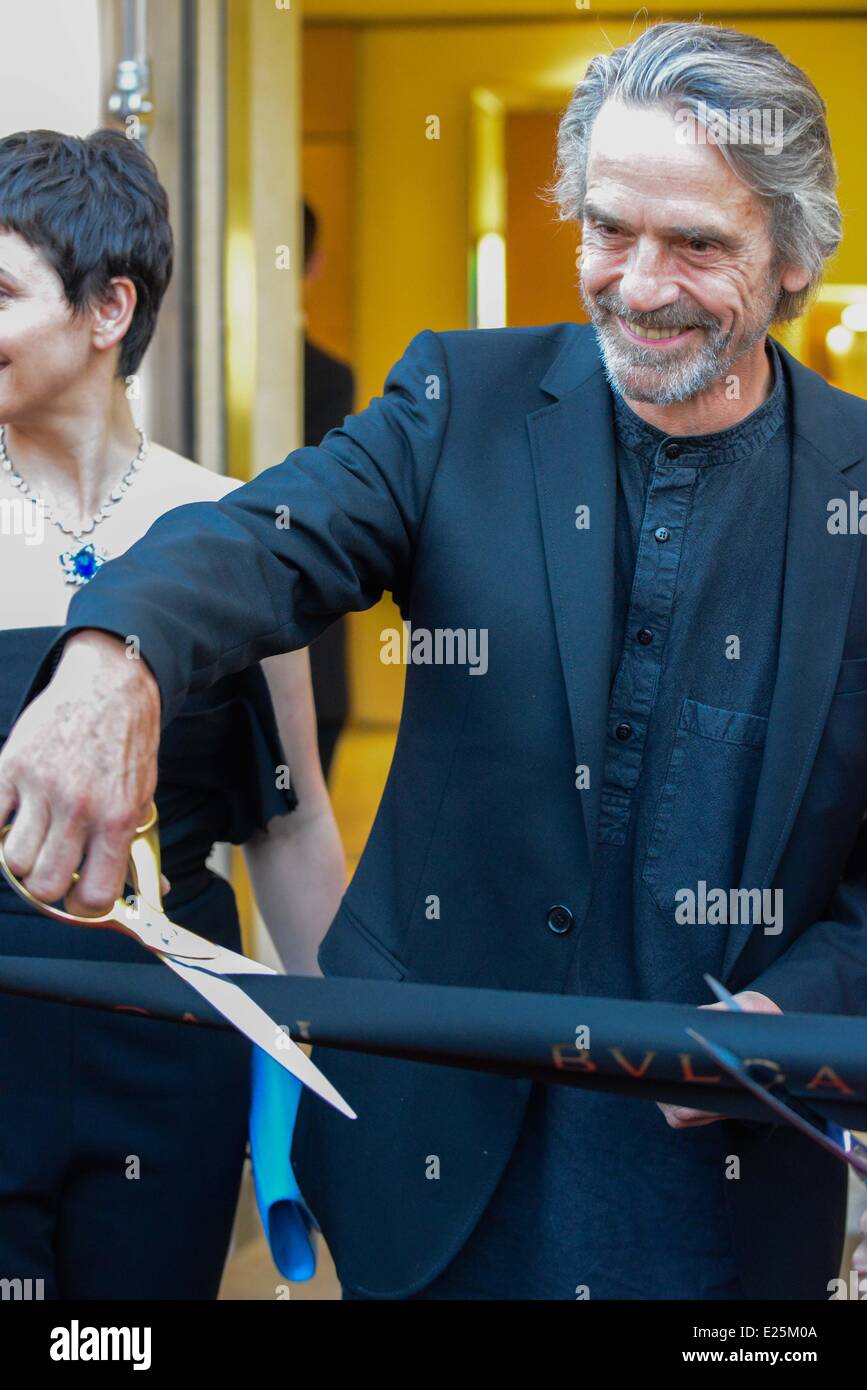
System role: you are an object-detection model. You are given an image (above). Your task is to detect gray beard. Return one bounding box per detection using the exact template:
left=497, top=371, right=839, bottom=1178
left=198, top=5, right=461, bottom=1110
left=581, top=283, right=774, bottom=406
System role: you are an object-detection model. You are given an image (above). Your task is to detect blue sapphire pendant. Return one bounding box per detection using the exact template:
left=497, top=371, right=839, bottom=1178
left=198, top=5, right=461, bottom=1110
left=60, top=542, right=108, bottom=586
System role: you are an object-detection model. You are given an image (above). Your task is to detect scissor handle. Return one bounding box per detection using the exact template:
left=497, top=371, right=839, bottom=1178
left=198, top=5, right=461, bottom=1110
left=0, top=801, right=161, bottom=927
left=126, top=801, right=163, bottom=910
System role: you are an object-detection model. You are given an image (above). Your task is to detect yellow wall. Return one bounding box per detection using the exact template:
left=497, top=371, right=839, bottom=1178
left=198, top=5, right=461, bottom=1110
left=303, top=26, right=399, bottom=728
left=224, top=0, right=303, bottom=958
left=351, top=16, right=867, bottom=381
left=505, top=109, right=588, bottom=329
left=306, top=0, right=867, bottom=17
left=303, top=10, right=867, bottom=723
left=303, top=26, right=356, bottom=364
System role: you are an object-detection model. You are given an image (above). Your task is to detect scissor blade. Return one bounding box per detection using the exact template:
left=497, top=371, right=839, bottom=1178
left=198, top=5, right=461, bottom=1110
left=688, top=1027, right=867, bottom=1180
left=703, top=973, right=744, bottom=1011
left=119, top=904, right=278, bottom=974
left=183, top=941, right=279, bottom=977
left=164, top=956, right=356, bottom=1120
left=702, top=975, right=866, bottom=1155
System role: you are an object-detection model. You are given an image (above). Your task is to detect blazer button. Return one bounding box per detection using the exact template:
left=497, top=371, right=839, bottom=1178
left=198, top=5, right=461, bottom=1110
left=546, top=904, right=574, bottom=935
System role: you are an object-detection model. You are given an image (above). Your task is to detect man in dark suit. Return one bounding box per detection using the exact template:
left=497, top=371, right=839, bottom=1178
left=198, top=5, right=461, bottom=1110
left=302, top=201, right=355, bottom=781
left=2, top=21, right=867, bottom=1298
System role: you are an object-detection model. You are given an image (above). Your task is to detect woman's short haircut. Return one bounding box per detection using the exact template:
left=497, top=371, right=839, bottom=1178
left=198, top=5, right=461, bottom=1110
left=0, top=127, right=173, bottom=375
left=549, top=21, right=841, bottom=322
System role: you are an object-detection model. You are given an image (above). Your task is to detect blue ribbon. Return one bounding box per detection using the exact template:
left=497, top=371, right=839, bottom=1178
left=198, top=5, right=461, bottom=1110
left=249, top=1048, right=317, bottom=1281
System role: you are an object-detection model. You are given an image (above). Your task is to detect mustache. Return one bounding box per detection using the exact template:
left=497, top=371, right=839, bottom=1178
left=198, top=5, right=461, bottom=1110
left=593, top=292, right=720, bottom=334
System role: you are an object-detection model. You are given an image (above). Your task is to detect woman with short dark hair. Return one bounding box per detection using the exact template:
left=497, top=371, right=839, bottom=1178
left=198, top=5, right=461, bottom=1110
left=0, top=128, right=345, bottom=1298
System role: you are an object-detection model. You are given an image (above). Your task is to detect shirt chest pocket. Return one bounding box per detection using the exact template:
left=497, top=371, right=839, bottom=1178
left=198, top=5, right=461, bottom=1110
left=641, top=698, right=768, bottom=914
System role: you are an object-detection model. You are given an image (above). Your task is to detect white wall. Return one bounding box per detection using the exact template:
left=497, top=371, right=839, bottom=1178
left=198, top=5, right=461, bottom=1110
left=0, top=0, right=101, bottom=137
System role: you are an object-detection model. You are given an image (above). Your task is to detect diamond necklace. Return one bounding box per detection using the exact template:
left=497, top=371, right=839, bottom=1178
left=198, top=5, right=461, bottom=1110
left=0, top=424, right=149, bottom=585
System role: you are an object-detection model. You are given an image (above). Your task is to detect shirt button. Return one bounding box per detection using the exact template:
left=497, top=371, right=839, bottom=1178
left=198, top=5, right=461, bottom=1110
left=546, top=904, right=574, bottom=935
left=665, top=442, right=682, bottom=459
left=654, top=526, right=671, bottom=544
left=637, top=628, right=653, bottom=645
left=615, top=721, right=633, bottom=741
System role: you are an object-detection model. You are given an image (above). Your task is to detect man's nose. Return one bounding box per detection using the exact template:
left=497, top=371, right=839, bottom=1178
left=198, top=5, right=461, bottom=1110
left=617, top=240, right=679, bottom=316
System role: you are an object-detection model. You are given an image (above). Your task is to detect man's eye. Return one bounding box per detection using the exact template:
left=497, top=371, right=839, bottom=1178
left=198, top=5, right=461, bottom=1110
left=686, top=239, right=714, bottom=254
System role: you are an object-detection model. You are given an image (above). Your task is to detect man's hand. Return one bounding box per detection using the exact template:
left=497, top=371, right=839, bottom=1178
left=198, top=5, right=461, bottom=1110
left=657, top=989, right=783, bottom=1130
left=0, top=630, right=161, bottom=915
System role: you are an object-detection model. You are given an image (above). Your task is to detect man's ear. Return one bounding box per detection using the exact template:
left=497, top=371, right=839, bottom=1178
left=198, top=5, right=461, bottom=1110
left=780, top=264, right=811, bottom=294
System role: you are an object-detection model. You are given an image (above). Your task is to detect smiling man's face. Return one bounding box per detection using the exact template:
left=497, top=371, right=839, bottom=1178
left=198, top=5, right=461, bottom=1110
left=579, top=98, right=800, bottom=406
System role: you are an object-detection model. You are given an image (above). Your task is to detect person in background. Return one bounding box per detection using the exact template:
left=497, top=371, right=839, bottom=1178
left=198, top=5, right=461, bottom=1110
left=0, top=129, right=345, bottom=1299
left=302, top=200, right=354, bottom=782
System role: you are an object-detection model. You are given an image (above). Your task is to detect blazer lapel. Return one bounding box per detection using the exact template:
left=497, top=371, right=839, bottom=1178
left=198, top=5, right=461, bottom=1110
left=723, top=344, right=865, bottom=979
left=527, top=328, right=617, bottom=866
left=525, top=328, right=864, bottom=946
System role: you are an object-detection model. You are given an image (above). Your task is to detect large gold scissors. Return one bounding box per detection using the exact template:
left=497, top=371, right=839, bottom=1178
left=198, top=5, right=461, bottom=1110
left=0, top=802, right=355, bottom=1120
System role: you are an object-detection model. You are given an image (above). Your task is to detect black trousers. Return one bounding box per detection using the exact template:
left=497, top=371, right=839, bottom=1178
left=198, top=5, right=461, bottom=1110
left=0, top=879, right=250, bottom=1300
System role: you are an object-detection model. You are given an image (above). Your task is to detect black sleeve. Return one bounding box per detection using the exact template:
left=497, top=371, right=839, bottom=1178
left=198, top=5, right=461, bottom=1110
left=16, top=329, right=451, bottom=729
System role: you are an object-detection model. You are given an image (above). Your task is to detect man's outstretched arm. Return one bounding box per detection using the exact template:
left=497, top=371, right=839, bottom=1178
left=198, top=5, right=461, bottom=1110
left=0, top=328, right=450, bottom=913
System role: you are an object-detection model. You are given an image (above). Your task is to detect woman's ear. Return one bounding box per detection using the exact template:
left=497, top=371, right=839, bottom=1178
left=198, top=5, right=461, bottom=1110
left=91, top=276, right=137, bottom=354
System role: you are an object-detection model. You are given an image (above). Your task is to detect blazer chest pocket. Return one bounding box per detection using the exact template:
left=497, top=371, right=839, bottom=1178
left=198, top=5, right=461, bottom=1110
left=642, top=698, right=768, bottom=914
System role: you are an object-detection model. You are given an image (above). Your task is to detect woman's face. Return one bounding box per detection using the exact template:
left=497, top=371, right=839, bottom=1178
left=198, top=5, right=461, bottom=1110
left=0, top=226, right=97, bottom=424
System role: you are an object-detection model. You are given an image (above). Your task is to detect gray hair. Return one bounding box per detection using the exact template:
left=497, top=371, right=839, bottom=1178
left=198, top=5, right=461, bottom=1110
left=549, top=21, right=841, bottom=321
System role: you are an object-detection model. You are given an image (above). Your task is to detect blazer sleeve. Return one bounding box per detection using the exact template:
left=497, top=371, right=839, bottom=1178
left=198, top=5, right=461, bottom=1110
left=18, top=329, right=451, bottom=728
left=745, top=814, right=867, bottom=1017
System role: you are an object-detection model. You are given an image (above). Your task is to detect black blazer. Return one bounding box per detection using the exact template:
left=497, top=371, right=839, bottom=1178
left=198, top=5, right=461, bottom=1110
left=28, top=323, right=867, bottom=1298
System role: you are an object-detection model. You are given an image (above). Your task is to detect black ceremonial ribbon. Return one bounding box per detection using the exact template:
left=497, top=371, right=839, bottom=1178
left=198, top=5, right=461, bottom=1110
left=0, top=953, right=865, bottom=1129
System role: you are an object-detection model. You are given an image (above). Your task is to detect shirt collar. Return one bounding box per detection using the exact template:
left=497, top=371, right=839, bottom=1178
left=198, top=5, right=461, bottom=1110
left=611, top=339, right=787, bottom=468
